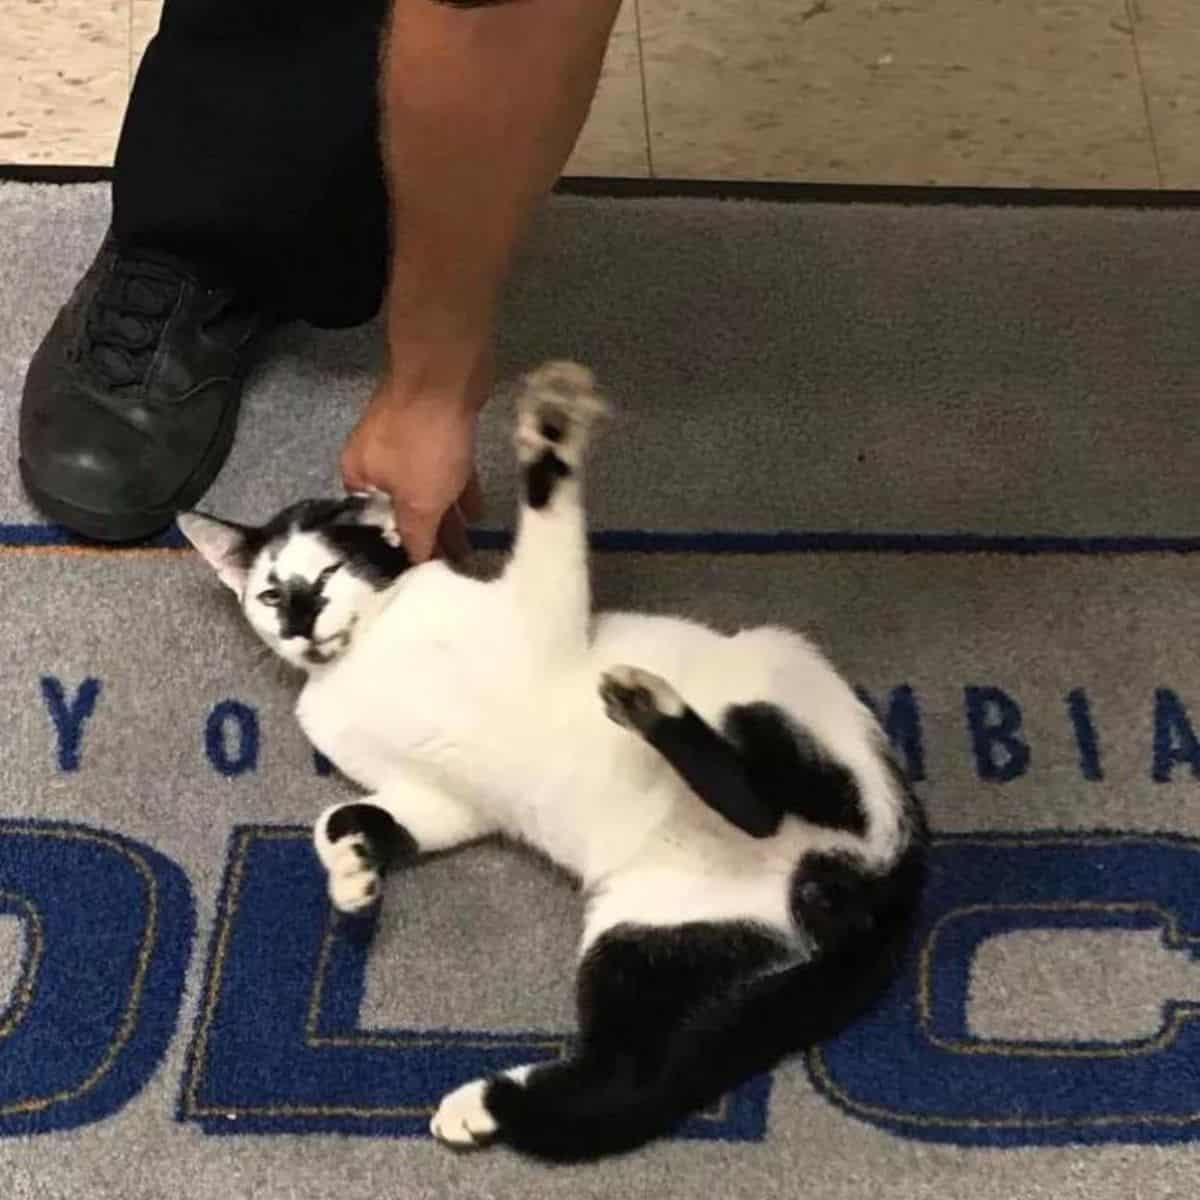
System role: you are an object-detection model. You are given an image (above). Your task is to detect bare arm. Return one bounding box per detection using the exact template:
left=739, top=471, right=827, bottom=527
left=340, top=0, right=624, bottom=561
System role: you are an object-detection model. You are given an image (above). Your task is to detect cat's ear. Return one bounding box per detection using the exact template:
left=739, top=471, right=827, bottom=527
left=343, top=489, right=402, bottom=548
left=176, top=511, right=253, bottom=594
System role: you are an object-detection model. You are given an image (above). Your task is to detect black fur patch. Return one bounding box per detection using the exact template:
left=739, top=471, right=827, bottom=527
left=244, top=497, right=355, bottom=554
left=323, top=524, right=410, bottom=587
left=539, top=415, right=566, bottom=443
left=576, top=922, right=789, bottom=1059
left=239, top=496, right=410, bottom=591
left=524, top=449, right=571, bottom=510
left=607, top=688, right=867, bottom=839
left=325, top=802, right=418, bottom=872
left=790, top=852, right=883, bottom=945
left=792, top=839, right=927, bottom=954
left=640, top=708, right=781, bottom=838
left=484, top=921, right=789, bottom=1162
left=277, top=577, right=328, bottom=640
left=724, top=702, right=867, bottom=835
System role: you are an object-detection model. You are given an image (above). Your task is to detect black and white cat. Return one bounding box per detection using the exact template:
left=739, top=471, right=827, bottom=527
left=178, top=361, right=927, bottom=1163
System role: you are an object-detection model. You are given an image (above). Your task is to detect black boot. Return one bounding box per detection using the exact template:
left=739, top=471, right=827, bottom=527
left=19, top=232, right=273, bottom=542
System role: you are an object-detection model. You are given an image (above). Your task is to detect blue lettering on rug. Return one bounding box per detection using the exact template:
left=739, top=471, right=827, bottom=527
left=1066, top=688, right=1104, bottom=782
left=178, top=826, right=770, bottom=1140
left=808, top=832, right=1200, bottom=1146
left=0, top=820, right=194, bottom=1135
left=39, top=676, right=101, bottom=772
left=205, top=701, right=259, bottom=777
left=857, top=684, right=926, bottom=782
left=1153, top=689, right=1200, bottom=783
left=964, top=686, right=1030, bottom=782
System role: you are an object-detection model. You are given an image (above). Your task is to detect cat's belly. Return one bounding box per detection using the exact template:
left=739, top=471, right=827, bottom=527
left=580, top=863, right=798, bottom=954
left=294, top=575, right=505, bottom=792
left=294, top=646, right=583, bottom=813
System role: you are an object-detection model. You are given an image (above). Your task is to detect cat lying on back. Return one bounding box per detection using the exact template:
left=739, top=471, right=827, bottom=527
left=178, top=361, right=927, bottom=1163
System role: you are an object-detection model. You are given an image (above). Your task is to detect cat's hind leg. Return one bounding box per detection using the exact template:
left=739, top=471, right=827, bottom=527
left=502, top=361, right=609, bottom=658
left=429, top=1065, right=534, bottom=1148
left=599, top=665, right=782, bottom=838
left=314, top=779, right=495, bottom=913
left=600, top=664, right=873, bottom=839
left=429, top=920, right=794, bottom=1160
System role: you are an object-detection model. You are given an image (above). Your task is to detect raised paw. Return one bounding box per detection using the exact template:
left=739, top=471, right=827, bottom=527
left=599, top=665, right=685, bottom=733
left=313, top=802, right=396, bottom=915
left=430, top=1078, right=499, bottom=1149
left=513, top=360, right=610, bottom=471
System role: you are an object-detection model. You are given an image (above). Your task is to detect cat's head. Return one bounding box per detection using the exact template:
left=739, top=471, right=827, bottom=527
left=177, top=492, right=410, bottom=671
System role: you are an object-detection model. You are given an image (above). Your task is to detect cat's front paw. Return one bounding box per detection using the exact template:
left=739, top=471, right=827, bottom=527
left=314, top=804, right=384, bottom=914
left=512, top=360, right=609, bottom=470
left=599, top=665, right=685, bottom=733
left=326, top=837, right=382, bottom=914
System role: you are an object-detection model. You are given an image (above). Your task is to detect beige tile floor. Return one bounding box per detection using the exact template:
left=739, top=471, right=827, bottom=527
left=2, top=0, right=1198, bottom=187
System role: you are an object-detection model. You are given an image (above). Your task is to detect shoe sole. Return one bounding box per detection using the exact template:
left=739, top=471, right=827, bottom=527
left=18, top=377, right=244, bottom=544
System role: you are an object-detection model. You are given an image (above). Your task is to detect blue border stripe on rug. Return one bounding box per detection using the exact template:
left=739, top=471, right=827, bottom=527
left=4, top=522, right=1200, bottom=556
left=496, top=530, right=1200, bottom=555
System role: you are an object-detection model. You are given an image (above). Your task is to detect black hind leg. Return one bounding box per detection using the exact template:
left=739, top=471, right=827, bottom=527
left=599, top=666, right=868, bottom=838
left=430, top=921, right=789, bottom=1159
left=599, top=666, right=781, bottom=837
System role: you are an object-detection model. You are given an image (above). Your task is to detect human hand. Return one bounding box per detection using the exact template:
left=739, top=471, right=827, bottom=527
left=340, top=352, right=491, bottom=563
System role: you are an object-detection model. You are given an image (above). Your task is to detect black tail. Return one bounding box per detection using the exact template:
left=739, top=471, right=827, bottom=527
left=486, top=841, right=927, bottom=1163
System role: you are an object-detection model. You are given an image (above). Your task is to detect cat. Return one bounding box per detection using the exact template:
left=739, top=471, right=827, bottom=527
left=177, top=360, right=927, bottom=1163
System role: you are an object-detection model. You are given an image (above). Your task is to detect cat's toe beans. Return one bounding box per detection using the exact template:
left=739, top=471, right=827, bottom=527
left=599, top=677, right=641, bottom=729
left=514, top=410, right=578, bottom=467
left=599, top=666, right=684, bottom=730
left=430, top=1079, right=498, bottom=1148
left=513, top=361, right=609, bottom=465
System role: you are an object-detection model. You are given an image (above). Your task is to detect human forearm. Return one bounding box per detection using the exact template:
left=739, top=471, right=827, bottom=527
left=343, top=0, right=621, bottom=562
left=379, top=0, right=623, bottom=386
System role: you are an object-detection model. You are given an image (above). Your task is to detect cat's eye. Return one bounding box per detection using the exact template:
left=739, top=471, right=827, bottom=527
left=257, top=588, right=283, bottom=607
left=318, top=562, right=343, bottom=584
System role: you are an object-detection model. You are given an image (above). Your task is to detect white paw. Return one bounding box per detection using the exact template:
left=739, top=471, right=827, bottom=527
left=430, top=1079, right=498, bottom=1148
left=326, top=836, right=381, bottom=914
left=513, top=360, right=610, bottom=467
left=599, top=664, right=685, bottom=732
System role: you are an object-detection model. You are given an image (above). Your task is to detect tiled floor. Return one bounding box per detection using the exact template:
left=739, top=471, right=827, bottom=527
left=2, top=0, right=1198, bottom=186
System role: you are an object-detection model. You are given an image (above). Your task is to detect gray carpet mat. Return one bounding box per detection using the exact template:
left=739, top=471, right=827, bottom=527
left=3, top=181, right=1200, bottom=1199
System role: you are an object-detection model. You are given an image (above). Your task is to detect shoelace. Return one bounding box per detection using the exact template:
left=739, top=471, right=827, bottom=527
left=81, top=250, right=248, bottom=390
left=81, top=253, right=187, bottom=389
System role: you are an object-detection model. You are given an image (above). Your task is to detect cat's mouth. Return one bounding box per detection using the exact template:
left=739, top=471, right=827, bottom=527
left=303, top=630, right=352, bottom=665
